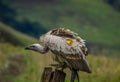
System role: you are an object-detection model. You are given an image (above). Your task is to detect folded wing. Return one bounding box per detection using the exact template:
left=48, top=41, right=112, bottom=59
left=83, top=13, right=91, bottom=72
left=44, top=34, right=91, bottom=73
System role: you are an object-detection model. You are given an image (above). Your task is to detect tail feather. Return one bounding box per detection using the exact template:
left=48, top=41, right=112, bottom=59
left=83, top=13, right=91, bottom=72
left=79, top=58, right=92, bottom=73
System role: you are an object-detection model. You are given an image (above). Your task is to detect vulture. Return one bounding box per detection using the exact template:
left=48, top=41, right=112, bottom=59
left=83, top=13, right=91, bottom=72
left=25, top=28, right=91, bottom=82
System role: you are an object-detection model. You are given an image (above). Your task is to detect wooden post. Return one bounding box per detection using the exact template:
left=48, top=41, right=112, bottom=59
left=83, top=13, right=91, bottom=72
left=50, top=69, right=66, bottom=82
left=41, top=67, right=66, bottom=82
left=41, top=67, right=53, bottom=82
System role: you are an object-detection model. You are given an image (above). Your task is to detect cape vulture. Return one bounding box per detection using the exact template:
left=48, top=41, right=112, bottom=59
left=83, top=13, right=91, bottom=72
left=25, top=28, right=91, bottom=82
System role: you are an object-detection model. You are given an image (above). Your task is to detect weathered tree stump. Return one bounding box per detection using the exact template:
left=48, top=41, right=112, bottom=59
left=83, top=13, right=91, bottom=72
left=41, top=67, right=53, bottom=82
left=41, top=67, right=66, bottom=82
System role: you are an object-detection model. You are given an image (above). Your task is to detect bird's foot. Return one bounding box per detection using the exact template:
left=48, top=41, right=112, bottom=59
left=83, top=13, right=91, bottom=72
left=50, top=63, right=66, bottom=71
left=50, top=64, right=61, bottom=68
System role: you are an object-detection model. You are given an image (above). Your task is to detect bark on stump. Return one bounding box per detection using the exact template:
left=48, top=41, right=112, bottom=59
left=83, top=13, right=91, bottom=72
left=41, top=67, right=66, bottom=82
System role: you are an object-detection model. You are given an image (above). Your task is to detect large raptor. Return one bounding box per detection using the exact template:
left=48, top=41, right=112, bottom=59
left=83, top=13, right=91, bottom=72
left=25, top=28, right=91, bottom=82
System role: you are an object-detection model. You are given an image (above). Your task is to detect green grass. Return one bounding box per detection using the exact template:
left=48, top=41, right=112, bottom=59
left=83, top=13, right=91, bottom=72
left=79, top=55, right=120, bottom=82
left=0, top=43, right=120, bottom=82
left=0, top=43, right=52, bottom=82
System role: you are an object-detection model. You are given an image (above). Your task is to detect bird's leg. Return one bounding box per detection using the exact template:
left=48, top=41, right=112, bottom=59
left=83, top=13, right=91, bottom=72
left=60, top=62, right=67, bottom=71
left=61, top=66, right=65, bottom=71
left=50, top=64, right=61, bottom=67
left=71, top=69, right=79, bottom=82
left=50, top=63, right=66, bottom=71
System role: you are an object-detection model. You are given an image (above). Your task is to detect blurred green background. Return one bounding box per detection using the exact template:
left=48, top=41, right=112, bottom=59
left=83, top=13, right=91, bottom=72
left=0, top=0, right=120, bottom=82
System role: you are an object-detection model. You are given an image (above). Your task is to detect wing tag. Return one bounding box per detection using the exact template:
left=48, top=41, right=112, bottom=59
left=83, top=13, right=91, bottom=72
left=66, top=39, right=73, bottom=45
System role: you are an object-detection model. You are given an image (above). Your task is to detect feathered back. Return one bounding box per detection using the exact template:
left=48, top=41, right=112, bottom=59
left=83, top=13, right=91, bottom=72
left=48, top=28, right=88, bottom=56
left=50, top=28, right=77, bottom=38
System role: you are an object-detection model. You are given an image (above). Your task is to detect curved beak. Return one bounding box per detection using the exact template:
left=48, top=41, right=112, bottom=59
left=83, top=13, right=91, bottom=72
left=25, top=45, right=33, bottom=50
left=24, top=44, right=40, bottom=52
left=25, top=46, right=30, bottom=50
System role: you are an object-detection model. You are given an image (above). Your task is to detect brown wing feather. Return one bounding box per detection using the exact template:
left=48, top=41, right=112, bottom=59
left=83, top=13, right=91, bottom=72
left=50, top=28, right=77, bottom=38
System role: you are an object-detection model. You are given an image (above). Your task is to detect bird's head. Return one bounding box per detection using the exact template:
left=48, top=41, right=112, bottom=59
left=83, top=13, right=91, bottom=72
left=25, top=43, right=42, bottom=52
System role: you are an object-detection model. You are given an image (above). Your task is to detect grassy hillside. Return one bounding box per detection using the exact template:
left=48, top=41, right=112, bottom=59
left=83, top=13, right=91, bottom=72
left=0, top=22, right=52, bottom=82
left=12, top=0, right=120, bottom=44
left=0, top=0, right=120, bottom=82
left=0, top=22, right=37, bottom=46
left=11, top=0, right=120, bottom=55
left=0, top=22, right=120, bottom=82
left=0, top=43, right=120, bottom=82
left=0, top=40, right=53, bottom=82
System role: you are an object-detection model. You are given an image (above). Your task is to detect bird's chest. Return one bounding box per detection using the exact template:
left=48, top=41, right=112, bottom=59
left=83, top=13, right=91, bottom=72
left=51, top=50, right=64, bottom=63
